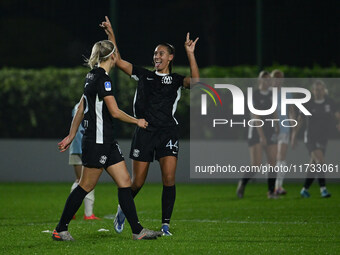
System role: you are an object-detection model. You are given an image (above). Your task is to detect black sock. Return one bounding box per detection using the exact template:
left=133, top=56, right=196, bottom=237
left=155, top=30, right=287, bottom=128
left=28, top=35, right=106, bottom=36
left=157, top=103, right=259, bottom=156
left=242, top=178, right=250, bottom=185
left=318, top=177, right=326, bottom=187
left=304, top=178, right=314, bottom=189
left=56, top=185, right=88, bottom=232
left=268, top=178, right=276, bottom=193
left=162, top=185, right=176, bottom=225
left=118, top=187, right=143, bottom=234
left=131, top=187, right=141, bottom=198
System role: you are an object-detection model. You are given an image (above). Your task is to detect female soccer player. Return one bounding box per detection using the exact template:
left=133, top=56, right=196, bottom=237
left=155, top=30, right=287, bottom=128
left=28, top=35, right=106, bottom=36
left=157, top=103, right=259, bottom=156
left=291, top=80, right=339, bottom=198
left=236, top=71, right=278, bottom=199
left=100, top=16, right=199, bottom=236
left=68, top=103, right=99, bottom=220
left=271, top=70, right=296, bottom=195
left=53, top=40, right=162, bottom=241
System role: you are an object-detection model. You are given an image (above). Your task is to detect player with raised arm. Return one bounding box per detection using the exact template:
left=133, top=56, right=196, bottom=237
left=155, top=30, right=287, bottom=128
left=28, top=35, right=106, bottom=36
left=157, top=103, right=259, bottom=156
left=291, top=80, right=339, bottom=198
left=100, top=16, right=199, bottom=236
left=53, top=40, right=162, bottom=241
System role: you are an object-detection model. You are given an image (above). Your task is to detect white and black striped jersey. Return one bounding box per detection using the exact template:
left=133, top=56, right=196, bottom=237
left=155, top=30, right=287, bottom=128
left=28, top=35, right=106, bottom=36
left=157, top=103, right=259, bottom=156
left=131, top=65, right=185, bottom=128
left=300, top=97, right=336, bottom=141
left=82, top=67, right=115, bottom=144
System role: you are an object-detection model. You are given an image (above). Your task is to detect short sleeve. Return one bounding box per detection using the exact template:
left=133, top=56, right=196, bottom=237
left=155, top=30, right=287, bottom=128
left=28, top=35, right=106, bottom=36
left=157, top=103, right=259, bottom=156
left=131, top=65, right=151, bottom=81
left=97, top=77, right=114, bottom=99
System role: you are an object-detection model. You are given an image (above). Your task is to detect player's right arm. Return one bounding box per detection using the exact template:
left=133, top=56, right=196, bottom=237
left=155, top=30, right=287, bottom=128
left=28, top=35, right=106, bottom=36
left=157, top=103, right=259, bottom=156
left=100, top=16, right=133, bottom=76
left=58, top=96, right=85, bottom=152
left=104, top=95, right=148, bottom=129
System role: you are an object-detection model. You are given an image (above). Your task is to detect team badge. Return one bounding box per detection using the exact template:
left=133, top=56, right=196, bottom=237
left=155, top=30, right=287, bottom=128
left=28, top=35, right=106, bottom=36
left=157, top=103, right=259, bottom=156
left=104, top=81, right=112, bottom=91
left=133, top=149, right=140, bottom=157
left=161, top=76, right=172, bottom=85
left=99, top=155, right=107, bottom=164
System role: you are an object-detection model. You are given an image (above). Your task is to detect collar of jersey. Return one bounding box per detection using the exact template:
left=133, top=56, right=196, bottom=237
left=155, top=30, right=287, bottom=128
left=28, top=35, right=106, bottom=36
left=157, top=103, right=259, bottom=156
left=155, top=71, right=169, bottom=76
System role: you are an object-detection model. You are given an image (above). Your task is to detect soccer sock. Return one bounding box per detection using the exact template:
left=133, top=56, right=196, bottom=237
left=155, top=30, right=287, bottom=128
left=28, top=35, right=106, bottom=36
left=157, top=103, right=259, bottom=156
left=304, top=178, right=314, bottom=189
left=118, top=187, right=143, bottom=234
left=162, top=185, right=176, bottom=225
left=275, top=160, right=286, bottom=189
left=268, top=178, right=276, bottom=193
left=320, top=186, right=327, bottom=193
left=84, top=189, right=95, bottom=217
left=131, top=187, right=141, bottom=198
left=241, top=178, right=250, bottom=185
left=56, top=185, right=88, bottom=232
left=318, top=178, right=326, bottom=188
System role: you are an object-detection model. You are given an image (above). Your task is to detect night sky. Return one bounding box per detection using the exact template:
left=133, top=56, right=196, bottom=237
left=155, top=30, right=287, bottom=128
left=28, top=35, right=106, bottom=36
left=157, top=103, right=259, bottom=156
left=1, top=0, right=339, bottom=68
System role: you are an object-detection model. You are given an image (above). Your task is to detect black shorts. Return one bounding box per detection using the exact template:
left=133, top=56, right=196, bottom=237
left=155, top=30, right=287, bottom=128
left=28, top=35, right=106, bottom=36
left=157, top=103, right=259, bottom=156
left=248, top=126, right=277, bottom=147
left=82, top=140, right=124, bottom=169
left=305, top=137, right=328, bottom=155
left=130, top=126, right=179, bottom=162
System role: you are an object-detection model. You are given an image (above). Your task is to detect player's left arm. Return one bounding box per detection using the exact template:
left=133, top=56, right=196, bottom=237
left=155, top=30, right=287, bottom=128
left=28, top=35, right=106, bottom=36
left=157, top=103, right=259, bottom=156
left=58, top=96, right=85, bottom=152
left=183, top=32, right=199, bottom=89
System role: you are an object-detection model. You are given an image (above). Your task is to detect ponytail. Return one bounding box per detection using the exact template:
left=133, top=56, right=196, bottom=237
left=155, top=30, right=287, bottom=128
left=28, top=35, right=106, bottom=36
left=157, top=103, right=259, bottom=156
left=85, top=40, right=115, bottom=69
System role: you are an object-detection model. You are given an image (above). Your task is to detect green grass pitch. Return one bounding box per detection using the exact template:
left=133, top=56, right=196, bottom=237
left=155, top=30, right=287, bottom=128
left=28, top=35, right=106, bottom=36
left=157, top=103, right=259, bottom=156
left=1, top=183, right=340, bottom=254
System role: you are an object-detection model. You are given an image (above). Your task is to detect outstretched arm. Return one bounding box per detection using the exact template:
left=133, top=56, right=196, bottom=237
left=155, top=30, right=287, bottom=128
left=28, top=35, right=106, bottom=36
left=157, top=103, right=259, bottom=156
left=183, top=32, right=199, bottom=88
left=58, top=96, right=84, bottom=152
left=100, top=16, right=133, bottom=76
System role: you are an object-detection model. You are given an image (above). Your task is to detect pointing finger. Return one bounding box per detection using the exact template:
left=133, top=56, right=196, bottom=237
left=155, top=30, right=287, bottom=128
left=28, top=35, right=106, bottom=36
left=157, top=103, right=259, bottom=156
left=186, top=32, right=190, bottom=42
left=193, top=37, right=199, bottom=44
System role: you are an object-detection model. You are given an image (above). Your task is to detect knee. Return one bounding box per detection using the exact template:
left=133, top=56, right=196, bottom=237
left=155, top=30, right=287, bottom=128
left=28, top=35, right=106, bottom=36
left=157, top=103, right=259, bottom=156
left=132, top=178, right=145, bottom=190
left=79, top=183, right=95, bottom=193
left=162, top=175, right=175, bottom=186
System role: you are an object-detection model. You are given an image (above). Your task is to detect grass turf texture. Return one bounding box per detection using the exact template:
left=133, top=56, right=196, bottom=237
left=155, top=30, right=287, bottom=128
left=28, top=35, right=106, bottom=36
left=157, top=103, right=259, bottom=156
left=1, top=183, right=340, bottom=254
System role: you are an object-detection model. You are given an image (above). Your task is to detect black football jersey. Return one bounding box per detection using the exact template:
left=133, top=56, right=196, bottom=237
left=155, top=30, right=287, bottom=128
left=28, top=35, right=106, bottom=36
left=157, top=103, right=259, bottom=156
left=82, top=67, right=115, bottom=144
left=300, top=97, right=335, bottom=140
left=131, top=65, right=185, bottom=128
left=251, top=89, right=276, bottom=120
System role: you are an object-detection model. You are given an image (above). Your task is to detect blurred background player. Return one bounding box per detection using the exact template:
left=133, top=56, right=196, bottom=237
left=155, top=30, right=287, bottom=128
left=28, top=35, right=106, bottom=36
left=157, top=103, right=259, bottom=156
left=100, top=16, right=199, bottom=236
left=237, top=71, right=278, bottom=199
left=69, top=103, right=99, bottom=220
left=291, top=80, right=339, bottom=198
left=271, top=70, right=296, bottom=195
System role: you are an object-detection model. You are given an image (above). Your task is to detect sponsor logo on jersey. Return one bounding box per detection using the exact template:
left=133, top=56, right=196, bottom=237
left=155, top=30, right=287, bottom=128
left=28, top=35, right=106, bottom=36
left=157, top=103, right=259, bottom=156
left=147, top=77, right=154, bottom=80
left=104, top=81, right=112, bottom=91
left=133, top=149, right=140, bottom=158
left=99, top=155, right=107, bottom=164
left=162, top=76, right=173, bottom=85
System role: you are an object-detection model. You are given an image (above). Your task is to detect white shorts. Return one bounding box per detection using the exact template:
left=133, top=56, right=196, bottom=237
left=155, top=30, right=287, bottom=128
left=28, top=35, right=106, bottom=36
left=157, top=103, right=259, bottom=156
left=69, top=154, right=82, bottom=165
left=278, top=133, right=289, bottom=145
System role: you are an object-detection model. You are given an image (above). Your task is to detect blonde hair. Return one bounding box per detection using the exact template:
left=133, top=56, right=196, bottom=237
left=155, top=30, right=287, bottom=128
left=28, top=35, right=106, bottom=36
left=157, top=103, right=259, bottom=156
left=258, top=70, right=270, bottom=78
left=312, top=80, right=328, bottom=94
left=85, top=40, right=115, bottom=69
left=271, top=69, right=284, bottom=78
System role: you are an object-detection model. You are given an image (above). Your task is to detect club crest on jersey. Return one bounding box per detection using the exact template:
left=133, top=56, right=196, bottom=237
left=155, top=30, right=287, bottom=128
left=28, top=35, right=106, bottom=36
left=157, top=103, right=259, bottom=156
left=104, top=81, right=112, bottom=91
left=162, top=76, right=172, bottom=85
left=99, top=155, right=107, bottom=164
left=133, top=149, right=140, bottom=158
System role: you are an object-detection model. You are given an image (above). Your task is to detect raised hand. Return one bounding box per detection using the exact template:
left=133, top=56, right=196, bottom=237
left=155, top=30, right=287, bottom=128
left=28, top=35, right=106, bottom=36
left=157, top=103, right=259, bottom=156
left=99, top=16, right=113, bottom=37
left=184, top=32, right=199, bottom=54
